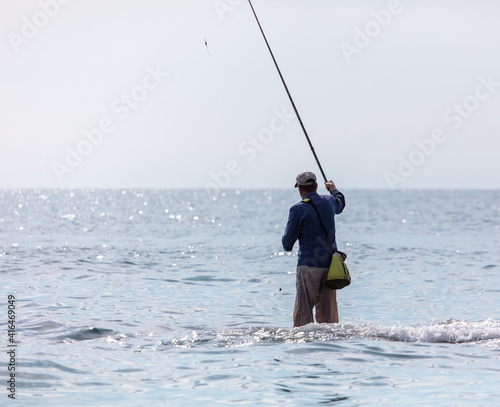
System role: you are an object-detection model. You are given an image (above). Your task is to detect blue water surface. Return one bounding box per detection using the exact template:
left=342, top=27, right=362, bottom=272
left=1, top=189, right=500, bottom=406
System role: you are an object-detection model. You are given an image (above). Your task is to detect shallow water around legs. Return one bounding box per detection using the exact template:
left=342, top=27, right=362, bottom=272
left=1, top=189, right=500, bottom=405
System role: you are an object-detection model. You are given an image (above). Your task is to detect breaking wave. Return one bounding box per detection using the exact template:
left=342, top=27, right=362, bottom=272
left=168, top=319, right=500, bottom=349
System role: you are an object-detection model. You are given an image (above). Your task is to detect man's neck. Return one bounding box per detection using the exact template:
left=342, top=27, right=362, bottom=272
left=300, top=190, right=317, bottom=199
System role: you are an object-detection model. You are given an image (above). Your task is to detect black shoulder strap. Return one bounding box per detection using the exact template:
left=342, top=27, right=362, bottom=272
left=302, top=198, right=332, bottom=247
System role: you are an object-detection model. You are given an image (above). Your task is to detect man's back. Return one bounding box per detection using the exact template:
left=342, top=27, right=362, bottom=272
left=282, top=190, right=345, bottom=268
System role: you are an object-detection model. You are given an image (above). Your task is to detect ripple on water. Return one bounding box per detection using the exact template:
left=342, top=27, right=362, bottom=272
left=56, top=327, right=120, bottom=342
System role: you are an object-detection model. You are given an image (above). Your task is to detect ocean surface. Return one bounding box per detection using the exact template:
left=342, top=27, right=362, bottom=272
left=1, top=188, right=500, bottom=406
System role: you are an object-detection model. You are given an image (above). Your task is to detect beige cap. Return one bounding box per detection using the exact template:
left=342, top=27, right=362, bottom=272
left=294, top=172, right=317, bottom=187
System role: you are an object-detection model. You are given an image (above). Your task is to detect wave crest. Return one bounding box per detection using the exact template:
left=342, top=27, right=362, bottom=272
left=168, top=319, right=500, bottom=349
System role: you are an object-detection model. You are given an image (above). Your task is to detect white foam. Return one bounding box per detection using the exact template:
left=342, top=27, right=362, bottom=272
left=193, top=319, right=500, bottom=349
left=298, top=318, right=500, bottom=344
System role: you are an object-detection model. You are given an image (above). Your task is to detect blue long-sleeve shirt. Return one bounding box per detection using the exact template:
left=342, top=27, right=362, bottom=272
left=282, top=190, right=345, bottom=267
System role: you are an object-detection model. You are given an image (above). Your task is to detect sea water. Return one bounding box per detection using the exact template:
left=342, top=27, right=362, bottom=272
left=1, top=189, right=499, bottom=406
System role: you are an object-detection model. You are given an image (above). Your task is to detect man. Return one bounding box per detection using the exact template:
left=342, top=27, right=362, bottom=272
left=282, top=171, right=346, bottom=327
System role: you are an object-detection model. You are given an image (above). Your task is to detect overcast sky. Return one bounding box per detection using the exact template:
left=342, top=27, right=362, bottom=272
left=2, top=0, right=499, bottom=189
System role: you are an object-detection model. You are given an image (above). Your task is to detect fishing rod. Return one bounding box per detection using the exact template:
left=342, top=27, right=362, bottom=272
left=247, top=0, right=329, bottom=184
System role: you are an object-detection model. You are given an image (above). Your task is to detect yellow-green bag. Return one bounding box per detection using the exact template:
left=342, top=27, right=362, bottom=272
left=326, top=251, right=351, bottom=289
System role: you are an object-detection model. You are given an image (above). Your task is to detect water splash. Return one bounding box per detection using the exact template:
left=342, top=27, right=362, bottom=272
left=166, top=319, right=500, bottom=349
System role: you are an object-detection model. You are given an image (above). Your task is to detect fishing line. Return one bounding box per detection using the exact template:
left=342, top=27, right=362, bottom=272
left=247, top=0, right=329, bottom=183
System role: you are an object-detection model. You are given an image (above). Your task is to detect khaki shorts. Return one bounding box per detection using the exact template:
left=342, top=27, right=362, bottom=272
left=293, top=265, right=339, bottom=327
